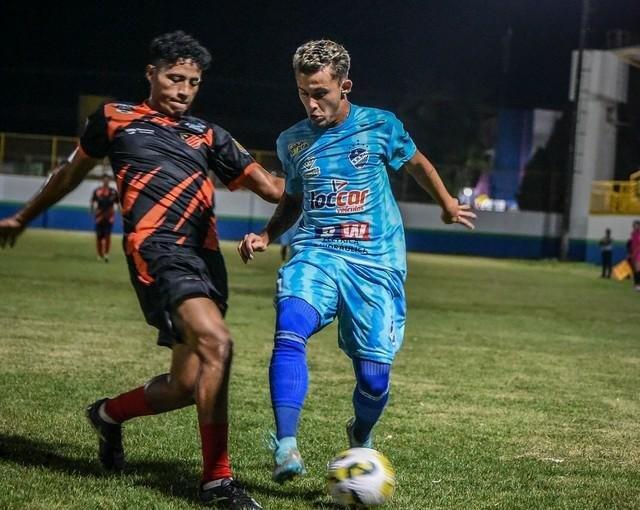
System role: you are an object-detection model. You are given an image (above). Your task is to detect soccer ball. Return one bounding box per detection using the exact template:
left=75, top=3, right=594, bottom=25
left=326, top=447, right=396, bottom=507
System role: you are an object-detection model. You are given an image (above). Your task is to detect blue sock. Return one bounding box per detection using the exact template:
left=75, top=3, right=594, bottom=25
left=270, top=338, right=306, bottom=439
left=270, top=298, right=319, bottom=440
left=352, top=358, right=391, bottom=443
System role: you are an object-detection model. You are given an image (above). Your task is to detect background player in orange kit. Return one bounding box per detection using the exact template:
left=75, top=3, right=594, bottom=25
left=90, top=174, right=118, bottom=262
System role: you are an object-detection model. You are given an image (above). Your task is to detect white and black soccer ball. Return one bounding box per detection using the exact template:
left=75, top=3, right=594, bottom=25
left=326, top=447, right=396, bottom=507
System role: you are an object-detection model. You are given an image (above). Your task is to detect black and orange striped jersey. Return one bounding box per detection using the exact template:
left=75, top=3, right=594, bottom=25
left=79, top=101, right=257, bottom=266
left=91, top=185, right=118, bottom=224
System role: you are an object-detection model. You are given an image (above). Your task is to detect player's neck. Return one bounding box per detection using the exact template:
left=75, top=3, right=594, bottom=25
left=325, top=102, right=351, bottom=129
left=144, top=99, right=179, bottom=119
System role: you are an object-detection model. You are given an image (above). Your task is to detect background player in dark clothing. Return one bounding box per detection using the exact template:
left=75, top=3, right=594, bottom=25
left=599, top=228, right=613, bottom=278
left=90, top=174, right=119, bottom=262
left=0, top=31, right=282, bottom=509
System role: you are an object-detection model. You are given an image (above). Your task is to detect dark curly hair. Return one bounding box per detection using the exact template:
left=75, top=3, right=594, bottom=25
left=149, top=30, right=212, bottom=71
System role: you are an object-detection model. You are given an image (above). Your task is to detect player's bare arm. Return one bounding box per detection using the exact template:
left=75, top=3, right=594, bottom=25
left=0, top=148, right=98, bottom=248
left=241, top=166, right=285, bottom=203
left=403, top=150, right=476, bottom=230
left=237, top=192, right=302, bottom=263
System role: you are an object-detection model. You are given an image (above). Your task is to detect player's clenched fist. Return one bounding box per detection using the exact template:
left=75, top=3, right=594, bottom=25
left=0, top=216, right=25, bottom=248
left=237, top=232, right=269, bottom=263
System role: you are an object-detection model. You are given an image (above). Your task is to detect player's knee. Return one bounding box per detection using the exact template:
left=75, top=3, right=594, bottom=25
left=145, top=372, right=194, bottom=401
left=276, top=297, right=319, bottom=342
left=169, top=372, right=197, bottom=396
left=355, top=360, right=391, bottom=399
left=195, top=326, right=233, bottom=365
left=357, top=374, right=389, bottom=399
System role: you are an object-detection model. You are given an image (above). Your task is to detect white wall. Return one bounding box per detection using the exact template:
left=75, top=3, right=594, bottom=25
left=1, top=174, right=564, bottom=239
left=586, top=215, right=639, bottom=242
left=0, top=174, right=98, bottom=209
left=8, top=174, right=637, bottom=243
left=400, top=200, right=561, bottom=237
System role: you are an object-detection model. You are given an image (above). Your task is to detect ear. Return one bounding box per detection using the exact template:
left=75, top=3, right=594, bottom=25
left=341, top=79, right=353, bottom=97
left=145, top=64, right=155, bottom=83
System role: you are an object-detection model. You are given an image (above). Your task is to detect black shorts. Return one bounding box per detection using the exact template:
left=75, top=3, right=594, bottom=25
left=95, top=221, right=113, bottom=238
left=126, top=241, right=228, bottom=348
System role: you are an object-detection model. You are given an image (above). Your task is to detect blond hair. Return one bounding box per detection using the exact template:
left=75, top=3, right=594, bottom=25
left=292, top=39, right=350, bottom=80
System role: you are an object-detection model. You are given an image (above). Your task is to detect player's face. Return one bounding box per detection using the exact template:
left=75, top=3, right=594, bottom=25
left=296, top=67, right=352, bottom=128
left=146, top=59, right=202, bottom=118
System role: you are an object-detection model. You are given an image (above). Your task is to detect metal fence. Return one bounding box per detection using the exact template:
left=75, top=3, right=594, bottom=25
left=0, top=132, right=285, bottom=181
left=0, top=131, right=478, bottom=204
left=0, top=132, right=79, bottom=176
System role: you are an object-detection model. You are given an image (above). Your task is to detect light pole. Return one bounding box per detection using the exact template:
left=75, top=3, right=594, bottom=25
left=560, top=0, right=591, bottom=260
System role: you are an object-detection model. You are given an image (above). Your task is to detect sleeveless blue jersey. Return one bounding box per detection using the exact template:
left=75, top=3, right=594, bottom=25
left=276, top=104, right=417, bottom=276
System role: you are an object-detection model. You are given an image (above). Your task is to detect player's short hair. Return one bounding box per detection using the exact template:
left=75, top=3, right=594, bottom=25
left=292, top=39, right=350, bottom=80
left=149, top=30, right=212, bottom=71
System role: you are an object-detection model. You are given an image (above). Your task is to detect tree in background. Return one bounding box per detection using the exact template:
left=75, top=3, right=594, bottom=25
left=517, top=110, right=571, bottom=212
left=393, top=82, right=496, bottom=202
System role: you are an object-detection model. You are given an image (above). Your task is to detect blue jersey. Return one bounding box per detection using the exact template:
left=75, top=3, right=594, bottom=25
left=276, top=104, right=417, bottom=275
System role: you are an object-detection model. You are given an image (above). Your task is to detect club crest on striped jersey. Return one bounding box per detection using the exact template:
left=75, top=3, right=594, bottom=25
left=180, top=132, right=207, bottom=149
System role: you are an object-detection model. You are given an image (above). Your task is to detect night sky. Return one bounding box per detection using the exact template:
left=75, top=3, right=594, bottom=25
left=1, top=0, right=638, bottom=149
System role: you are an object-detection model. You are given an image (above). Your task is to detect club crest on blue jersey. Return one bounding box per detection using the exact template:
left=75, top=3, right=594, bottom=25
left=309, top=179, right=370, bottom=214
left=348, top=147, right=369, bottom=169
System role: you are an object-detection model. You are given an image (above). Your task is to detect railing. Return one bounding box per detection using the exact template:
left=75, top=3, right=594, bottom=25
left=0, top=131, right=478, bottom=204
left=0, top=132, right=283, bottom=180
left=0, top=132, right=79, bottom=176
left=591, top=171, right=640, bottom=214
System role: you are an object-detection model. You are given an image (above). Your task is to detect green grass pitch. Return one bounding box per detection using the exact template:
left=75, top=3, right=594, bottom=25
left=0, top=229, right=638, bottom=509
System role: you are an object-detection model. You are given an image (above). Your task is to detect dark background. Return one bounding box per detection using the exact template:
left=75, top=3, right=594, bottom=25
left=1, top=0, right=638, bottom=152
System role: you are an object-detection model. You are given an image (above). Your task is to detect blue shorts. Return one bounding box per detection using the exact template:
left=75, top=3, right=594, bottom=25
left=276, top=252, right=406, bottom=363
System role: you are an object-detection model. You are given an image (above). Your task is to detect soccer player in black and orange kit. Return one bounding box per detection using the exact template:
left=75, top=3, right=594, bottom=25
left=90, top=174, right=119, bottom=262
left=0, top=31, right=282, bottom=509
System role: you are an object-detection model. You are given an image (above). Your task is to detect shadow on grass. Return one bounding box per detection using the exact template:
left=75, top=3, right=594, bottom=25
left=0, top=432, right=198, bottom=502
left=0, top=433, right=326, bottom=506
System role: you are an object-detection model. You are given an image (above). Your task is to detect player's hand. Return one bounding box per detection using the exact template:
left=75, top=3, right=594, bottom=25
left=237, top=232, right=269, bottom=264
left=0, top=215, right=26, bottom=248
left=441, top=199, right=476, bottom=230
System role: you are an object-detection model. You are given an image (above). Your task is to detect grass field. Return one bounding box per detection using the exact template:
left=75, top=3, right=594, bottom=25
left=0, top=229, right=638, bottom=509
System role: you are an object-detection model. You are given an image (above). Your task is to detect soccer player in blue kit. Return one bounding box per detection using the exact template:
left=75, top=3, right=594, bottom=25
left=238, top=39, right=476, bottom=482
